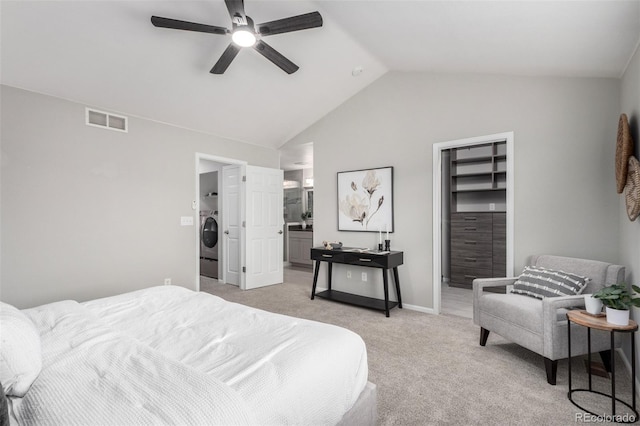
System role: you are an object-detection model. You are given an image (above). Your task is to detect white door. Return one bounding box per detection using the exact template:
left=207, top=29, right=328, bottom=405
left=222, top=165, right=242, bottom=286
left=243, top=165, right=283, bottom=290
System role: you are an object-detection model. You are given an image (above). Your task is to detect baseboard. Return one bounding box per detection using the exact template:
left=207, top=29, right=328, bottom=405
left=403, top=303, right=435, bottom=314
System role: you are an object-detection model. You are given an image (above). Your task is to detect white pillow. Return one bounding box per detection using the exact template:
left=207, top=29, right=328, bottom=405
left=0, top=302, right=42, bottom=396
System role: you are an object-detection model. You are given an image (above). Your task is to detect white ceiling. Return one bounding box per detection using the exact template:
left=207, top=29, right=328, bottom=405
left=2, top=1, right=640, bottom=169
left=321, top=0, right=640, bottom=77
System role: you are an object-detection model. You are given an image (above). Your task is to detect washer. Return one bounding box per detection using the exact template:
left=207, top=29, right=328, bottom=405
left=200, top=210, right=218, bottom=279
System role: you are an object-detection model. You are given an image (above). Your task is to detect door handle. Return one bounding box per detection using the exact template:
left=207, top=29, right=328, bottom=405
left=278, top=230, right=283, bottom=234
left=224, top=230, right=229, bottom=235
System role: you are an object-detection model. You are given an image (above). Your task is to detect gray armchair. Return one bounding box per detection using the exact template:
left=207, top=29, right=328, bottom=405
left=473, top=254, right=625, bottom=385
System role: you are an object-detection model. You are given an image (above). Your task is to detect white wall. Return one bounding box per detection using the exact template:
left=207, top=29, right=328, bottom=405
left=621, top=43, right=640, bottom=291
left=1, top=85, right=279, bottom=308
left=286, top=71, right=620, bottom=311
left=620, top=43, right=640, bottom=370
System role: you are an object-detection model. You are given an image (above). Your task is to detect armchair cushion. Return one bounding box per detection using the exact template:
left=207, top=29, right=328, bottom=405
left=482, top=293, right=544, bottom=334
left=511, top=266, right=589, bottom=299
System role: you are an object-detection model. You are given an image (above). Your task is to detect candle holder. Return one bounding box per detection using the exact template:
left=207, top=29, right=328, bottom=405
left=378, top=243, right=384, bottom=251
left=384, top=239, right=391, bottom=251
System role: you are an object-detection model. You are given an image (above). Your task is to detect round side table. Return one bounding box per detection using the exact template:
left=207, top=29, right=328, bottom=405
left=566, top=310, right=638, bottom=423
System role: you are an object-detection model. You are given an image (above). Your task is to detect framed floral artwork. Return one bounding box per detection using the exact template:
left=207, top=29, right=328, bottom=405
left=337, top=166, right=394, bottom=232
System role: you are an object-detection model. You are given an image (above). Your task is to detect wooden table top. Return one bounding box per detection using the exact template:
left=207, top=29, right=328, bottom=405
left=567, top=310, right=638, bottom=332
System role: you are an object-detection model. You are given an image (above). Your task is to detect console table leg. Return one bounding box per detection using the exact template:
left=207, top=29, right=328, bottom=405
left=392, top=267, right=402, bottom=309
left=327, top=263, right=333, bottom=291
left=383, top=269, right=390, bottom=317
left=311, top=261, right=320, bottom=300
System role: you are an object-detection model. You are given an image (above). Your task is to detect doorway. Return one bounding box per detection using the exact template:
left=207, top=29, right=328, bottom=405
left=196, top=154, right=246, bottom=290
left=432, top=132, right=515, bottom=315
left=195, top=154, right=284, bottom=292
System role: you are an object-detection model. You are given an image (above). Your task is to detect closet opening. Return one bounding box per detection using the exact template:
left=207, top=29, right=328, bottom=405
left=432, top=132, right=514, bottom=317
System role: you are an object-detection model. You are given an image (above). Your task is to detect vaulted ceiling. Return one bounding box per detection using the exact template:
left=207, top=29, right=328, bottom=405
left=2, top=1, right=639, bottom=158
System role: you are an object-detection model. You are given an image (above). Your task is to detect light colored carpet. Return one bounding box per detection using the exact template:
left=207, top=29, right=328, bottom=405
left=201, top=268, right=636, bottom=425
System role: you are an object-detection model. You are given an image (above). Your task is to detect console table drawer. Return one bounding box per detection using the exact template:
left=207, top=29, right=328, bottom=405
left=311, top=251, right=345, bottom=262
left=345, top=255, right=387, bottom=268
left=311, top=249, right=403, bottom=269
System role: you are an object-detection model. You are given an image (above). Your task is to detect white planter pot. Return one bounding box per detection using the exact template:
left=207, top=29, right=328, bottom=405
left=605, top=307, right=630, bottom=326
left=301, top=221, right=307, bottom=230
left=584, top=295, right=603, bottom=315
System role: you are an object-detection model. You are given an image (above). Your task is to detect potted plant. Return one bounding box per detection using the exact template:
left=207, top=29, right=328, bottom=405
left=593, top=283, right=640, bottom=325
left=300, top=211, right=312, bottom=229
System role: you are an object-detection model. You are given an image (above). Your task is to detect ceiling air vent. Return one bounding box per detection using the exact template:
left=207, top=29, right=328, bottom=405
left=85, top=108, right=128, bottom=133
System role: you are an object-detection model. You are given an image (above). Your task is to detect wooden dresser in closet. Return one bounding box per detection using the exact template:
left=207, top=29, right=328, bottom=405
left=450, top=212, right=506, bottom=289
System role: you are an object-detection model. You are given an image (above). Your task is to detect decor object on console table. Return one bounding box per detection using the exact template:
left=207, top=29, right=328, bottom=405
left=310, top=247, right=403, bottom=317
left=322, top=241, right=342, bottom=250
left=592, top=283, right=640, bottom=326
left=337, top=167, right=393, bottom=232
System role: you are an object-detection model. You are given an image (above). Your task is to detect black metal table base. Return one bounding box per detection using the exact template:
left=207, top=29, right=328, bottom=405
left=569, top=389, right=638, bottom=423
left=567, top=316, right=638, bottom=423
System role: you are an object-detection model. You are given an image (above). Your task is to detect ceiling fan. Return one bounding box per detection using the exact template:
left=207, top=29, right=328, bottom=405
left=151, top=0, right=323, bottom=74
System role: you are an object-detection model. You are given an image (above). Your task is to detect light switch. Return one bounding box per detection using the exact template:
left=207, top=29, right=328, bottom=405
left=181, top=216, right=194, bottom=226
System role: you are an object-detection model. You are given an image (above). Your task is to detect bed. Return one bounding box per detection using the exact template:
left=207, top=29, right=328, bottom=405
left=1, top=286, right=377, bottom=425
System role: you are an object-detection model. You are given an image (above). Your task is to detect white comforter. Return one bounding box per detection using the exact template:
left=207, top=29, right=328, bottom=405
left=14, top=300, right=256, bottom=425
left=82, top=286, right=368, bottom=425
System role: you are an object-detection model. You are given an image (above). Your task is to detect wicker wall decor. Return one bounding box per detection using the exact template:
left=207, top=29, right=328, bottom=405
left=616, top=113, right=634, bottom=194
left=626, top=156, right=640, bottom=221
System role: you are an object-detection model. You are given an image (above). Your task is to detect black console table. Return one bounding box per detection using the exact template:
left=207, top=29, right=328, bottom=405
left=310, top=247, right=403, bottom=317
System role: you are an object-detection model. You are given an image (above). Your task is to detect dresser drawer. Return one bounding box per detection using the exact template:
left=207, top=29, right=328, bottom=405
left=451, top=213, right=493, bottom=230
left=450, top=254, right=493, bottom=271
left=451, top=238, right=492, bottom=255
left=450, top=268, right=493, bottom=288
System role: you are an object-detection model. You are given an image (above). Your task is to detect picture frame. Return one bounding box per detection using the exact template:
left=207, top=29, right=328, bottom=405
left=337, top=166, right=394, bottom=232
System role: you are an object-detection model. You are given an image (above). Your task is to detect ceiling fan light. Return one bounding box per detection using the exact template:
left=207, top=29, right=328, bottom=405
left=232, top=29, right=256, bottom=47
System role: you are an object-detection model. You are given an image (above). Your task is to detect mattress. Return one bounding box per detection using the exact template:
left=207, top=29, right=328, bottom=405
left=82, top=285, right=369, bottom=425
left=13, top=300, right=256, bottom=425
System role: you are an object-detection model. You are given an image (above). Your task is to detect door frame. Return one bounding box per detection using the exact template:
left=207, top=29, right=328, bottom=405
left=195, top=153, right=247, bottom=291
left=431, top=132, right=515, bottom=314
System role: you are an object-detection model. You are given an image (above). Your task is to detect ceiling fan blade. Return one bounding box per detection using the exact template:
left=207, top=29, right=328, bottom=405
left=253, top=40, right=298, bottom=74
left=225, top=0, right=247, bottom=24
left=210, top=43, right=241, bottom=74
left=257, top=11, right=322, bottom=37
left=151, top=16, right=228, bottom=35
